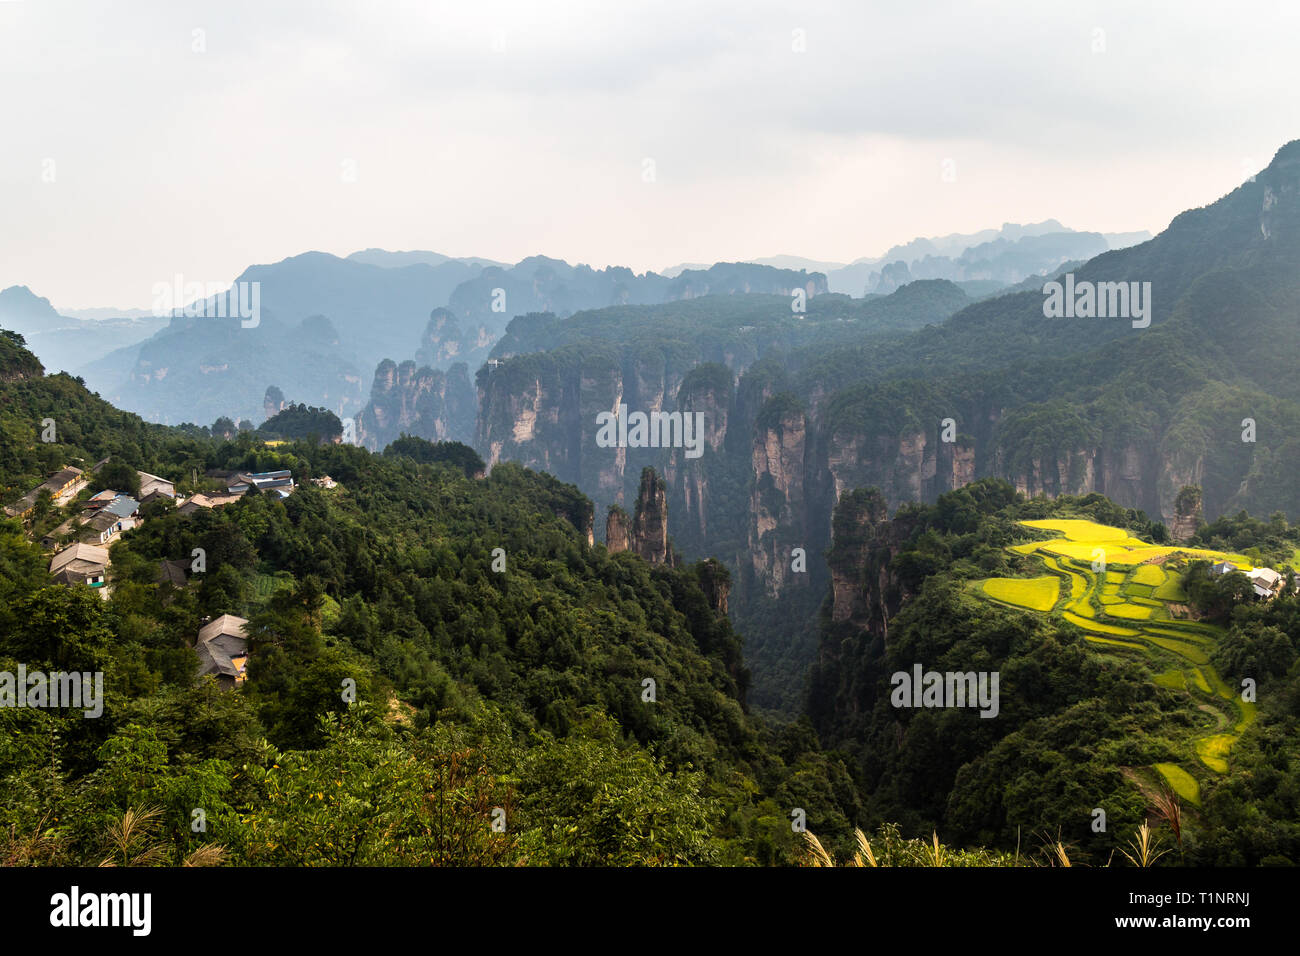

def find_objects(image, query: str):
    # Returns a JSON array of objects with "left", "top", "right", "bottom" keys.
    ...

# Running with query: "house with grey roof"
[
  {"left": 156, "top": 558, "right": 189, "bottom": 587},
  {"left": 195, "top": 614, "right": 251, "bottom": 690},
  {"left": 49, "top": 542, "right": 109, "bottom": 588},
  {"left": 136, "top": 471, "right": 175, "bottom": 499},
  {"left": 102, "top": 495, "right": 139, "bottom": 520}
]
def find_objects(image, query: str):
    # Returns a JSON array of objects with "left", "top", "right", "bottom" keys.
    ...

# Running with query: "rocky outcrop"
[
  {"left": 416, "top": 308, "right": 464, "bottom": 366},
  {"left": 605, "top": 471, "right": 672, "bottom": 566},
  {"left": 819, "top": 485, "right": 934, "bottom": 654},
  {"left": 695, "top": 558, "right": 731, "bottom": 616},
  {"left": 263, "top": 385, "right": 286, "bottom": 422},
  {"left": 749, "top": 396, "right": 808, "bottom": 596},
  {"left": 825, "top": 426, "right": 978, "bottom": 515},
  {"left": 476, "top": 350, "right": 623, "bottom": 490},
  {"left": 1171, "top": 485, "right": 1203, "bottom": 543},
  {"left": 666, "top": 364, "right": 734, "bottom": 543},
  {"left": 632, "top": 468, "right": 670, "bottom": 565},
  {"left": 605, "top": 505, "right": 631, "bottom": 554},
  {"left": 825, "top": 488, "right": 891, "bottom": 630},
  {"left": 1157, "top": 446, "right": 1205, "bottom": 529},
  {"left": 356, "top": 359, "right": 475, "bottom": 452}
]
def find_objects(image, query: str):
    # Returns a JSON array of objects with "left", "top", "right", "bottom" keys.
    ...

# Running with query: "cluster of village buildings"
[
  {"left": 2, "top": 466, "right": 307, "bottom": 595},
  {"left": 1209, "top": 560, "right": 1294, "bottom": 599},
  {"left": 2, "top": 461, "right": 337, "bottom": 689}
]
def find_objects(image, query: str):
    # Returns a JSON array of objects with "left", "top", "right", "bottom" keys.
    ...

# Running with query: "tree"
[
  {"left": 382, "top": 436, "right": 485, "bottom": 477},
  {"left": 515, "top": 711, "right": 720, "bottom": 866},
  {"left": 92, "top": 461, "right": 141, "bottom": 499},
  {"left": 2, "top": 585, "right": 115, "bottom": 671}
]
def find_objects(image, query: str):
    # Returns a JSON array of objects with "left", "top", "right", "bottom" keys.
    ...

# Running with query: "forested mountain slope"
[
  {"left": 808, "top": 480, "right": 1300, "bottom": 866},
  {"left": 0, "top": 338, "right": 858, "bottom": 865},
  {"left": 435, "top": 139, "right": 1300, "bottom": 712},
  {"left": 2, "top": 331, "right": 1296, "bottom": 866}
]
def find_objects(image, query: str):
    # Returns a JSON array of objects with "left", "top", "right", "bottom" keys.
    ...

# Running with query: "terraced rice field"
[
  {"left": 975, "top": 518, "right": 1260, "bottom": 800},
  {"left": 980, "top": 575, "right": 1061, "bottom": 612},
  {"left": 1155, "top": 763, "right": 1202, "bottom": 804}
]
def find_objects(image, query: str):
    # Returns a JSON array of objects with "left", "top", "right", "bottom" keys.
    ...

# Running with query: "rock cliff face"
[
  {"left": 631, "top": 468, "right": 670, "bottom": 566},
  {"left": 992, "top": 436, "right": 1205, "bottom": 527},
  {"left": 605, "top": 505, "right": 632, "bottom": 554},
  {"left": 479, "top": 350, "right": 738, "bottom": 513},
  {"left": 416, "top": 308, "right": 471, "bottom": 367},
  {"left": 356, "top": 359, "right": 475, "bottom": 451},
  {"left": 664, "top": 366, "right": 732, "bottom": 542},
  {"left": 824, "top": 488, "right": 893, "bottom": 632},
  {"left": 476, "top": 352, "right": 624, "bottom": 493},
  {"left": 1171, "top": 485, "right": 1203, "bottom": 542},
  {"left": 605, "top": 470, "right": 672, "bottom": 566},
  {"left": 473, "top": 347, "right": 1260, "bottom": 605},
  {"left": 749, "top": 399, "right": 808, "bottom": 597},
  {"left": 696, "top": 558, "right": 731, "bottom": 616},
  {"left": 263, "top": 386, "right": 287, "bottom": 423}
]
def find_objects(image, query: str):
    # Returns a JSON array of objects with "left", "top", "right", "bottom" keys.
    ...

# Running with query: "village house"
[
  {"left": 77, "top": 495, "right": 139, "bottom": 545},
  {"left": 195, "top": 614, "right": 250, "bottom": 690},
  {"left": 138, "top": 489, "right": 173, "bottom": 510},
  {"left": 155, "top": 558, "right": 189, "bottom": 587},
  {"left": 135, "top": 470, "right": 176, "bottom": 499},
  {"left": 83, "top": 489, "right": 119, "bottom": 510},
  {"left": 177, "top": 490, "right": 245, "bottom": 515},
  {"left": 46, "top": 466, "right": 87, "bottom": 504},
  {"left": 49, "top": 542, "right": 109, "bottom": 588},
  {"left": 1210, "top": 560, "right": 1289, "bottom": 600},
  {"left": 222, "top": 469, "right": 296, "bottom": 498},
  {"left": 40, "top": 492, "right": 141, "bottom": 548},
  {"left": 3, "top": 465, "right": 85, "bottom": 519},
  {"left": 41, "top": 515, "right": 83, "bottom": 549},
  {"left": 1247, "top": 566, "right": 1284, "bottom": 599},
  {"left": 311, "top": 475, "right": 338, "bottom": 489},
  {"left": 80, "top": 511, "right": 123, "bottom": 545},
  {"left": 102, "top": 495, "right": 140, "bottom": 520}
]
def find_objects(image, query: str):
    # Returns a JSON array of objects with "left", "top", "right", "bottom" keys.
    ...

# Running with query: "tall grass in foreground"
[
  {"left": 800, "top": 823, "right": 1021, "bottom": 867},
  {"left": 802, "top": 820, "right": 1176, "bottom": 867}
]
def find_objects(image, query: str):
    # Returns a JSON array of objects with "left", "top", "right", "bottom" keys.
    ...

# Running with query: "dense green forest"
[
  {"left": 461, "top": 140, "right": 1300, "bottom": 724},
  {"left": 257, "top": 403, "right": 344, "bottom": 442},
  {"left": 3, "top": 323, "right": 1298, "bottom": 867},
  {"left": 0, "top": 338, "right": 862, "bottom": 865},
  {"left": 809, "top": 481, "right": 1300, "bottom": 866}
]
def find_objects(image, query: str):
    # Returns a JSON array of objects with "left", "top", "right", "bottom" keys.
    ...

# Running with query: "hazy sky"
[{"left": 2, "top": 0, "right": 1298, "bottom": 309}]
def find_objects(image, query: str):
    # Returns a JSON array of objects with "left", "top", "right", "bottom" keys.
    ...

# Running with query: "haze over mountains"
[
  {"left": 663, "top": 221, "right": 1152, "bottom": 293},
  {"left": 0, "top": 218, "right": 1151, "bottom": 432},
  {"left": 0, "top": 285, "right": 169, "bottom": 376}
]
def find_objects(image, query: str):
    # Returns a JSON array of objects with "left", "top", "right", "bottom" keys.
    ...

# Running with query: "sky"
[{"left": 1, "top": 0, "right": 1298, "bottom": 309}]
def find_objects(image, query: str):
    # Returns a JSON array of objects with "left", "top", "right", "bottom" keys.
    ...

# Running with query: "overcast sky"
[{"left": 2, "top": 0, "right": 1298, "bottom": 309}]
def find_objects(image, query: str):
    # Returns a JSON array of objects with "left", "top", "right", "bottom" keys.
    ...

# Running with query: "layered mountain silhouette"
[
  {"left": 0, "top": 286, "right": 167, "bottom": 375},
  {"left": 31, "top": 254, "right": 824, "bottom": 426}
]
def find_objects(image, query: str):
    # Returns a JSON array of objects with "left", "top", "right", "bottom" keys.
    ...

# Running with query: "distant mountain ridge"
[
  {"left": 0, "top": 222, "right": 1155, "bottom": 439},
  {"left": 662, "top": 220, "right": 1153, "bottom": 295},
  {"left": 826, "top": 221, "right": 1153, "bottom": 295},
  {"left": 50, "top": 253, "right": 826, "bottom": 427},
  {"left": 0, "top": 285, "right": 168, "bottom": 374},
  {"left": 346, "top": 248, "right": 509, "bottom": 270}
]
